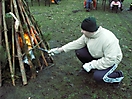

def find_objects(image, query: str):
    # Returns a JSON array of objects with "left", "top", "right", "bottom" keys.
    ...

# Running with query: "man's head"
[{"left": 81, "top": 17, "right": 99, "bottom": 32}]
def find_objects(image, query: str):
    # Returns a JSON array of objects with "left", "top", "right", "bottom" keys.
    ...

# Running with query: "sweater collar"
[{"left": 88, "top": 26, "right": 102, "bottom": 39}]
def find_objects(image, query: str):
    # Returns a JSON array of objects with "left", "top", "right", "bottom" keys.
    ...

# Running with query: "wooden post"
[
  {"left": 12, "top": 0, "right": 28, "bottom": 85},
  {"left": 0, "top": 1, "right": 2, "bottom": 87},
  {"left": 2, "top": 0, "right": 15, "bottom": 86},
  {"left": 17, "top": 0, "right": 37, "bottom": 79},
  {"left": 19, "top": 0, "right": 48, "bottom": 67},
  {"left": 10, "top": 0, "right": 16, "bottom": 86}
]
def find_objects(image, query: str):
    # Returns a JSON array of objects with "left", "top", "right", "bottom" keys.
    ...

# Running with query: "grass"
[{"left": 1, "top": 0, "right": 132, "bottom": 99}]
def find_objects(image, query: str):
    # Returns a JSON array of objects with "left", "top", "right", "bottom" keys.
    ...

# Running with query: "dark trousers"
[{"left": 75, "top": 46, "right": 121, "bottom": 83}]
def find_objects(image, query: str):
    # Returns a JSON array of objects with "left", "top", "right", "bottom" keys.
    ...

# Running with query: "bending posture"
[
  {"left": 110, "top": 0, "right": 121, "bottom": 8},
  {"left": 110, "top": 0, "right": 124, "bottom": 11},
  {"left": 49, "top": 17, "right": 124, "bottom": 84}
]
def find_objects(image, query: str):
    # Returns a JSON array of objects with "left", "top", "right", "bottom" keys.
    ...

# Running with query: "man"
[{"left": 48, "top": 17, "right": 124, "bottom": 84}]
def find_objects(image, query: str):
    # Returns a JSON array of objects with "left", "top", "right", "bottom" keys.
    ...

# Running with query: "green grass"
[
  {"left": 1, "top": 0, "right": 132, "bottom": 99},
  {"left": 28, "top": 0, "right": 132, "bottom": 98}
]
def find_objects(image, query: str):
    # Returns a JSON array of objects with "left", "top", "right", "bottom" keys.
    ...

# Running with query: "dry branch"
[
  {"left": 0, "top": 1, "right": 2, "bottom": 87},
  {"left": 18, "top": 0, "right": 48, "bottom": 67},
  {"left": 2, "top": 0, "right": 15, "bottom": 86},
  {"left": 10, "top": 0, "right": 15, "bottom": 86},
  {"left": 12, "top": 0, "right": 28, "bottom": 85},
  {"left": 0, "top": 0, "right": 53, "bottom": 86},
  {"left": 17, "top": 0, "right": 36, "bottom": 79}
]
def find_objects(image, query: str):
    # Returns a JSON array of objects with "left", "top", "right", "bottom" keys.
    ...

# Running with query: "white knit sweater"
[{"left": 62, "top": 26, "right": 123, "bottom": 70}]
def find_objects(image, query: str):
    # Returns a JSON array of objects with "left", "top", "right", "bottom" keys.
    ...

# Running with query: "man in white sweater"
[{"left": 48, "top": 17, "right": 124, "bottom": 84}]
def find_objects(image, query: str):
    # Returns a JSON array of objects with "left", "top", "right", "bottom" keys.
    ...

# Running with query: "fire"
[
  {"left": 18, "top": 33, "right": 33, "bottom": 50},
  {"left": 18, "top": 33, "right": 35, "bottom": 65},
  {"left": 51, "top": 0, "right": 55, "bottom": 3},
  {"left": 24, "top": 33, "right": 32, "bottom": 50}
]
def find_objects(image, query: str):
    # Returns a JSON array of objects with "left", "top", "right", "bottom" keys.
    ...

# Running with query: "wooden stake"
[
  {"left": 19, "top": 0, "right": 48, "bottom": 67},
  {"left": 10, "top": 0, "right": 16, "bottom": 86},
  {"left": 12, "top": 0, "right": 27, "bottom": 85},
  {"left": 0, "top": 1, "right": 2, "bottom": 87},
  {"left": 17, "top": 0, "right": 37, "bottom": 79},
  {"left": 2, "top": 0, "right": 15, "bottom": 86},
  {"left": 30, "top": 26, "right": 48, "bottom": 68}
]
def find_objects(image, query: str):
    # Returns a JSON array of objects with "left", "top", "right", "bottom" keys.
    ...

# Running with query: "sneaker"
[
  {"left": 120, "top": 8, "right": 123, "bottom": 11},
  {"left": 86, "top": 8, "right": 90, "bottom": 12},
  {"left": 112, "top": 70, "right": 124, "bottom": 88},
  {"left": 117, "top": 70, "right": 124, "bottom": 77},
  {"left": 93, "top": 7, "right": 96, "bottom": 10}
]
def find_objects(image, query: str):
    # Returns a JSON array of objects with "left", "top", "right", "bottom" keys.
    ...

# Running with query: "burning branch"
[{"left": 18, "top": 0, "right": 48, "bottom": 68}]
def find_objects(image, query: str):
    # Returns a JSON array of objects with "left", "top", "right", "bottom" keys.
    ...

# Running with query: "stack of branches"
[{"left": 0, "top": 0, "right": 53, "bottom": 86}]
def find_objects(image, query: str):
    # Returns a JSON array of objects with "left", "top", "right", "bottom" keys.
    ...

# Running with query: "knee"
[
  {"left": 75, "top": 49, "right": 81, "bottom": 58},
  {"left": 93, "top": 71, "right": 104, "bottom": 82}
]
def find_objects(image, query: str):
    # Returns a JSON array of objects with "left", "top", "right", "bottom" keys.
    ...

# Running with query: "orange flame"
[{"left": 18, "top": 33, "right": 33, "bottom": 50}]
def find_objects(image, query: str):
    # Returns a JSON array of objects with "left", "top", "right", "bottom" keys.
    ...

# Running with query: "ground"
[{"left": 0, "top": 0, "right": 132, "bottom": 99}]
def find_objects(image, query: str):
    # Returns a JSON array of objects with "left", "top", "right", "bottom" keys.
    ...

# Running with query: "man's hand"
[
  {"left": 48, "top": 48, "right": 61, "bottom": 55},
  {"left": 83, "top": 63, "right": 93, "bottom": 72}
]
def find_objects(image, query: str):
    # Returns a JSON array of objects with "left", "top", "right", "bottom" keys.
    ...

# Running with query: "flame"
[
  {"left": 18, "top": 35, "right": 23, "bottom": 48},
  {"left": 51, "top": 0, "right": 55, "bottom": 3},
  {"left": 24, "top": 33, "right": 32, "bottom": 50},
  {"left": 18, "top": 33, "right": 33, "bottom": 50}
]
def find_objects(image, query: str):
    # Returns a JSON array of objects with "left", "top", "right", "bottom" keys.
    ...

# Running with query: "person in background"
[
  {"left": 84, "top": 0, "right": 97, "bottom": 11},
  {"left": 48, "top": 17, "right": 124, "bottom": 85},
  {"left": 85, "top": 0, "right": 92, "bottom": 12},
  {"left": 110, "top": 0, "right": 121, "bottom": 10},
  {"left": 120, "top": 0, "right": 124, "bottom": 11},
  {"left": 127, "top": 3, "right": 132, "bottom": 11},
  {"left": 93, "top": 0, "right": 97, "bottom": 9}
]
